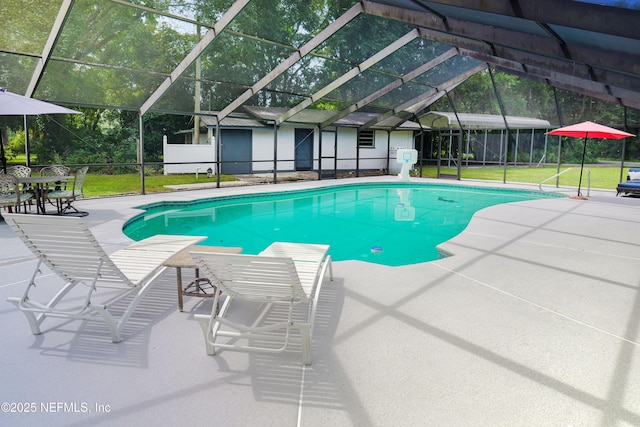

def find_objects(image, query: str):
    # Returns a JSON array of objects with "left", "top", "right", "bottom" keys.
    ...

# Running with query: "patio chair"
[
  {"left": 3, "top": 213, "right": 204, "bottom": 343},
  {"left": 0, "top": 174, "right": 33, "bottom": 213},
  {"left": 46, "top": 166, "right": 88, "bottom": 215},
  {"left": 40, "top": 165, "right": 71, "bottom": 189},
  {"left": 6, "top": 165, "right": 32, "bottom": 178},
  {"left": 5, "top": 165, "right": 34, "bottom": 203},
  {"left": 40, "top": 165, "right": 71, "bottom": 212},
  {"left": 191, "top": 242, "right": 332, "bottom": 365}
]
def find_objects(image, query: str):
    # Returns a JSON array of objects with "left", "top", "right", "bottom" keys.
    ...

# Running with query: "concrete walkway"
[{"left": 1, "top": 177, "right": 639, "bottom": 426}]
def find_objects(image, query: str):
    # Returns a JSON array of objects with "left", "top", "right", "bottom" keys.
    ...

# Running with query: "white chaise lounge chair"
[
  {"left": 191, "top": 242, "right": 332, "bottom": 365},
  {"left": 4, "top": 213, "right": 204, "bottom": 343}
]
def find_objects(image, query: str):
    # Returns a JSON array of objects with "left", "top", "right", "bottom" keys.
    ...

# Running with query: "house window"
[{"left": 358, "top": 130, "right": 375, "bottom": 148}]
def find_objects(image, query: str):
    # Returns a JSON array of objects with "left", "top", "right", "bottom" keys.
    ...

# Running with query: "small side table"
[{"left": 163, "top": 245, "right": 242, "bottom": 311}]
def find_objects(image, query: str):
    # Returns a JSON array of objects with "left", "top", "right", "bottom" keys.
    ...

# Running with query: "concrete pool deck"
[{"left": 1, "top": 176, "right": 639, "bottom": 426}]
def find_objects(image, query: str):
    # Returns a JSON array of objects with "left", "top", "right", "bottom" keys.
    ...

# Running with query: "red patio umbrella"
[{"left": 547, "top": 121, "right": 635, "bottom": 199}]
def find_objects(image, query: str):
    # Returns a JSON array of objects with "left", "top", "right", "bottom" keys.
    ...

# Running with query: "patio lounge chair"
[
  {"left": 4, "top": 213, "right": 204, "bottom": 343},
  {"left": 616, "top": 168, "right": 640, "bottom": 196},
  {"left": 191, "top": 242, "right": 332, "bottom": 365}
]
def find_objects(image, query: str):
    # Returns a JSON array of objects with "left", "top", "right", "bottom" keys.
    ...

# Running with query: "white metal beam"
[
  {"left": 361, "top": 63, "right": 486, "bottom": 129},
  {"left": 320, "top": 47, "right": 457, "bottom": 128},
  {"left": 277, "top": 29, "right": 419, "bottom": 125},
  {"left": 139, "top": 0, "right": 251, "bottom": 115},
  {"left": 26, "top": 0, "right": 75, "bottom": 97},
  {"left": 216, "top": 3, "right": 363, "bottom": 122}
]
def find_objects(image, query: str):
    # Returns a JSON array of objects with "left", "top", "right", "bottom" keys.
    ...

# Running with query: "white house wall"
[
  {"left": 320, "top": 128, "right": 336, "bottom": 171},
  {"left": 163, "top": 140, "right": 216, "bottom": 175},
  {"left": 253, "top": 128, "right": 295, "bottom": 172},
  {"left": 163, "top": 124, "right": 415, "bottom": 175},
  {"left": 333, "top": 128, "right": 414, "bottom": 173},
  {"left": 335, "top": 127, "right": 357, "bottom": 171},
  {"left": 254, "top": 126, "right": 334, "bottom": 172}
]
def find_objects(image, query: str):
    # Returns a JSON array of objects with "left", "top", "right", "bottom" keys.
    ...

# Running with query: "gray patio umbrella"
[{"left": 0, "top": 87, "right": 81, "bottom": 172}]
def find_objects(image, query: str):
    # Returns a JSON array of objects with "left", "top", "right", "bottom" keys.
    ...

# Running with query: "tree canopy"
[{"left": 1, "top": 0, "right": 638, "bottom": 168}]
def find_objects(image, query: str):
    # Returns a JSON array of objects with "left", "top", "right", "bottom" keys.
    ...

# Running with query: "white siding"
[
  {"left": 163, "top": 141, "right": 216, "bottom": 175},
  {"left": 163, "top": 125, "right": 415, "bottom": 174}
]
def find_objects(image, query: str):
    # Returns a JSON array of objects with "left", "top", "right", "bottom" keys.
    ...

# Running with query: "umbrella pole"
[
  {"left": 0, "top": 127, "right": 6, "bottom": 173},
  {"left": 576, "top": 135, "right": 587, "bottom": 198}
]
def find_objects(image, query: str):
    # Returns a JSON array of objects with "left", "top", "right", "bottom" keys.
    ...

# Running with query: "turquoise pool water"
[{"left": 123, "top": 183, "right": 559, "bottom": 266}]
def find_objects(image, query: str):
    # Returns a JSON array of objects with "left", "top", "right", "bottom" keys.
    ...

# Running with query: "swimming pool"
[{"left": 123, "top": 183, "right": 560, "bottom": 266}]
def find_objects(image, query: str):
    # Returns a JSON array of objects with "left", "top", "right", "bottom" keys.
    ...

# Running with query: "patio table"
[
  {"left": 163, "top": 244, "right": 242, "bottom": 311},
  {"left": 18, "top": 175, "right": 73, "bottom": 214}
]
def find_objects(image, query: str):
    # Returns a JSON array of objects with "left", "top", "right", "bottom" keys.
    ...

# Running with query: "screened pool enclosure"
[{"left": 1, "top": 1, "right": 640, "bottom": 192}]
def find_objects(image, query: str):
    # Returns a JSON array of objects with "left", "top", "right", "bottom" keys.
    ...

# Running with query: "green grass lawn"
[
  {"left": 6, "top": 161, "right": 631, "bottom": 197},
  {"left": 418, "top": 165, "right": 627, "bottom": 191},
  {"left": 82, "top": 173, "right": 236, "bottom": 197},
  {"left": 80, "top": 165, "right": 626, "bottom": 197}
]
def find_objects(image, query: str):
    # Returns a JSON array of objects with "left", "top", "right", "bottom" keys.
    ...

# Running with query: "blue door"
[
  {"left": 220, "top": 129, "right": 252, "bottom": 174},
  {"left": 295, "top": 128, "right": 314, "bottom": 171}
]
